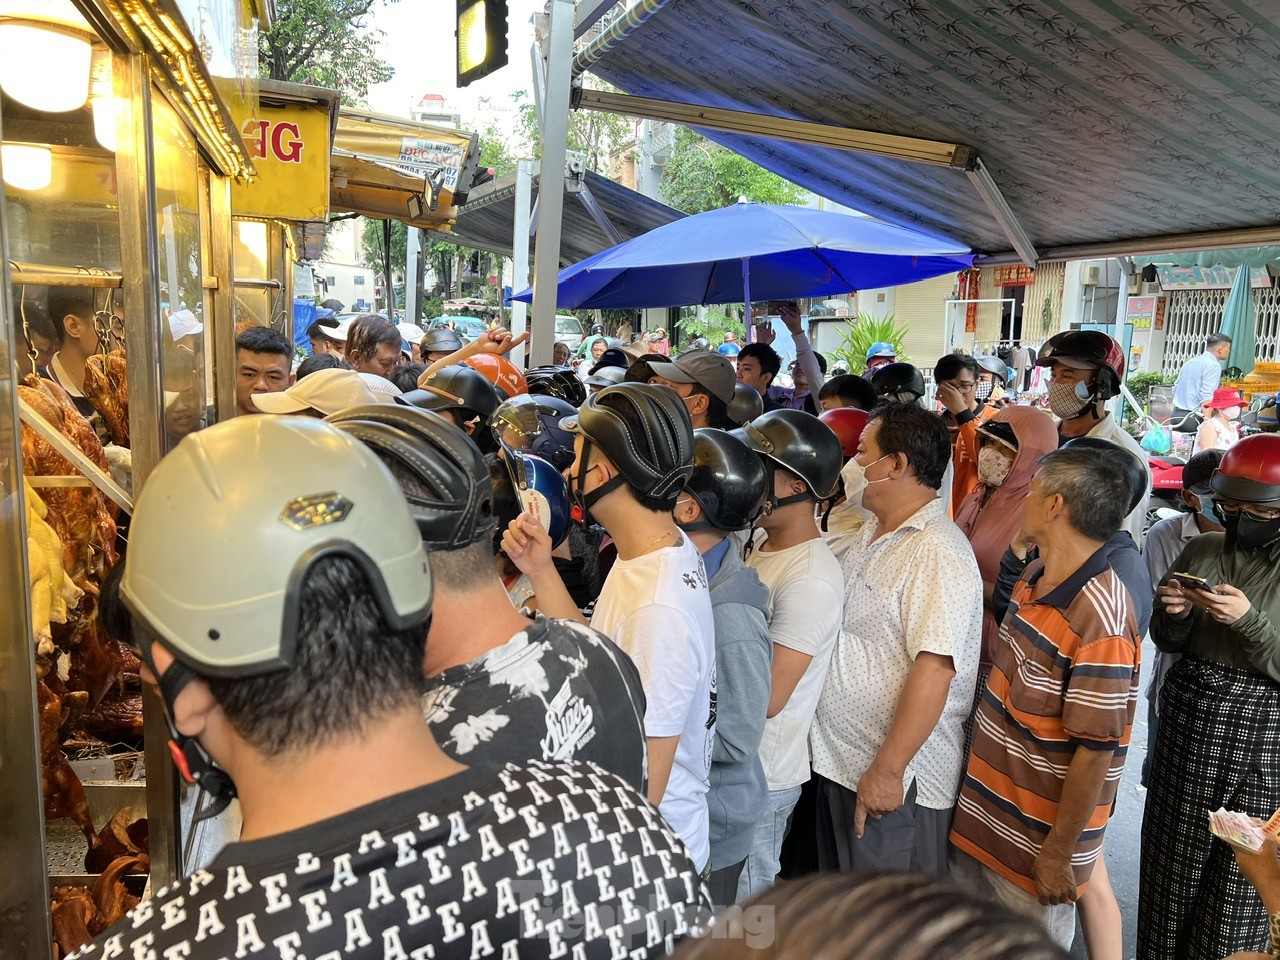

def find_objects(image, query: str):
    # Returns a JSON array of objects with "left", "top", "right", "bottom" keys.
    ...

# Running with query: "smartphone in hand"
[
  {"left": 1171, "top": 572, "right": 1220, "bottom": 594},
  {"left": 766, "top": 299, "right": 799, "bottom": 314}
]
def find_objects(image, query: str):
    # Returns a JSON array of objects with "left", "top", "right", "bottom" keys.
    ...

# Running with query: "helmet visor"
[{"left": 491, "top": 403, "right": 546, "bottom": 458}]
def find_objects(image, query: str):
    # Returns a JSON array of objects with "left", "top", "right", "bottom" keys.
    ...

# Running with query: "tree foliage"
[
  {"left": 829, "top": 314, "right": 912, "bottom": 371},
  {"left": 359, "top": 218, "right": 407, "bottom": 280},
  {"left": 678, "top": 308, "right": 744, "bottom": 349},
  {"left": 512, "top": 85, "right": 632, "bottom": 174},
  {"left": 260, "top": 0, "right": 395, "bottom": 106},
  {"left": 660, "top": 126, "right": 806, "bottom": 214}
]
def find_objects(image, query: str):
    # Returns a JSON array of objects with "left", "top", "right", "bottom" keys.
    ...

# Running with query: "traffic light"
[{"left": 456, "top": 0, "right": 508, "bottom": 87}]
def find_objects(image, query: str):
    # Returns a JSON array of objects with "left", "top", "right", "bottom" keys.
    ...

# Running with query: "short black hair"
[
  {"left": 813, "top": 352, "right": 828, "bottom": 375},
  {"left": 306, "top": 320, "right": 342, "bottom": 342},
  {"left": 296, "top": 353, "right": 348, "bottom": 379},
  {"left": 819, "top": 374, "right": 878, "bottom": 411},
  {"left": 1184, "top": 448, "right": 1225, "bottom": 491},
  {"left": 235, "top": 326, "right": 292, "bottom": 359},
  {"left": 1207, "top": 332, "right": 1232, "bottom": 348},
  {"left": 690, "top": 382, "right": 732, "bottom": 429},
  {"left": 592, "top": 389, "right": 683, "bottom": 513},
  {"left": 1037, "top": 448, "right": 1130, "bottom": 542},
  {"left": 738, "top": 343, "right": 782, "bottom": 382},
  {"left": 934, "top": 353, "right": 979, "bottom": 382},
  {"left": 204, "top": 557, "right": 426, "bottom": 756},
  {"left": 347, "top": 315, "right": 402, "bottom": 364},
  {"left": 20, "top": 299, "right": 58, "bottom": 342},
  {"left": 46, "top": 287, "right": 95, "bottom": 343},
  {"left": 390, "top": 362, "right": 427, "bottom": 393},
  {"left": 869, "top": 401, "right": 951, "bottom": 490}
]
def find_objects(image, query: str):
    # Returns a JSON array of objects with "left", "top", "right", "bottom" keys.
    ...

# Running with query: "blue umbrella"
[
  {"left": 1220, "top": 265, "right": 1256, "bottom": 376},
  {"left": 511, "top": 202, "right": 974, "bottom": 309}
]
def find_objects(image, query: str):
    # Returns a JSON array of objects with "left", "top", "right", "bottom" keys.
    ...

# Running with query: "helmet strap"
[{"left": 141, "top": 646, "right": 238, "bottom": 820}]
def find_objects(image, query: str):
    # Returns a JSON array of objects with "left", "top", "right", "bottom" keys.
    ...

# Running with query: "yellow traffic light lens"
[{"left": 458, "top": 0, "right": 488, "bottom": 74}]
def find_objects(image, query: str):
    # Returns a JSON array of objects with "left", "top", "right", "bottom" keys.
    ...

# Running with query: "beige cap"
[{"left": 253, "top": 368, "right": 386, "bottom": 416}]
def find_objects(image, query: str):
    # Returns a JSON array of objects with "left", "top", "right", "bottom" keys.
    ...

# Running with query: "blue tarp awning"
[{"left": 583, "top": 0, "right": 1280, "bottom": 259}]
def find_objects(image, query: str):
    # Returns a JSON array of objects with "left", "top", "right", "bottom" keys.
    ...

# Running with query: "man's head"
[
  {"left": 119, "top": 417, "right": 431, "bottom": 797},
  {"left": 648, "top": 349, "right": 736, "bottom": 429},
  {"left": 732, "top": 409, "right": 842, "bottom": 529},
  {"left": 19, "top": 300, "right": 59, "bottom": 368},
  {"left": 346, "top": 314, "right": 403, "bottom": 378},
  {"left": 1035, "top": 331, "right": 1124, "bottom": 420},
  {"left": 326, "top": 405, "right": 498, "bottom": 600},
  {"left": 790, "top": 352, "right": 827, "bottom": 393},
  {"left": 1207, "top": 332, "right": 1232, "bottom": 361},
  {"left": 307, "top": 318, "right": 346, "bottom": 357},
  {"left": 818, "top": 374, "right": 878, "bottom": 412},
  {"left": 1022, "top": 447, "right": 1130, "bottom": 547},
  {"left": 563, "top": 383, "right": 695, "bottom": 526},
  {"left": 422, "top": 326, "right": 464, "bottom": 362},
  {"left": 252, "top": 367, "right": 383, "bottom": 417},
  {"left": 865, "top": 341, "right": 896, "bottom": 371},
  {"left": 854, "top": 402, "right": 950, "bottom": 518},
  {"left": 1181, "top": 448, "right": 1225, "bottom": 523},
  {"left": 590, "top": 338, "right": 608, "bottom": 364},
  {"left": 295, "top": 353, "right": 348, "bottom": 380},
  {"left": 552, "top": 341, "right": 571, "bottom": 366},
  {"left": 933, "top": 353, "right": 979, "bottom": 412},
  {"left": 723, "top": 332, "right": 737, "bottom": 345},
  {"left": 735, "top": 343, "right": 782, "bottom": 395},
  {"left": 675, "top": 428, "right": 767, "bottom": 541},
  {"left": 46, "top": 286, "right": 100, "bottom": 357},
  {"left": 234, "top": 326, "right": 293, "bottom": 416},
  {"left": 396, "top": 324, "right": 425, "bottom": 364}
]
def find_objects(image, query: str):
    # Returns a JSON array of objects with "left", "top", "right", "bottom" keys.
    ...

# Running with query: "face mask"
[
  {"left": 567, "top": 443, "right": 624, "bottom": 529},
  {"left": 977, "top": 445, "right": 1015, "bottom": 488},
  {"left": 840, "top": 456, "right": 868, "bottom": 504},
  {"left": 975, "top": 379, "right": 994, "bottom": 401},
  {"left": 1223, "top": 406, "right": 1242, "bottom": 420},
  {"left": 1195, "top": 495, "right": 1220, "bottom": 527},
  {"left": 858, "top": 453, "right": 893, "bottom": 485},
  {"left": 1224, "top": 510, "right": 1280, "bottom": 551},
  {"left": 1048, "top": 379, "right": 1093, "bottom": 419}
]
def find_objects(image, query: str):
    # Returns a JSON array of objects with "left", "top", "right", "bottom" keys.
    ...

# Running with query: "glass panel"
[{"left": 151, "top": 90, "right": 209, "bottom": 452}]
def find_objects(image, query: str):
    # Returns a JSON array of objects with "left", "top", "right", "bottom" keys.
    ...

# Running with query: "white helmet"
[{"left": 121, "top": 416, "right": 431, "bottom": 678}]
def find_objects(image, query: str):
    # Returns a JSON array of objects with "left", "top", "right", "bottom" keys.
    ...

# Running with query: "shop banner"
[
  {"left": 230, "top": 98, "right": 331, "bottom": 222},
  {"left": 993, "top": 264, "right": 1035, "bottom": 287}
]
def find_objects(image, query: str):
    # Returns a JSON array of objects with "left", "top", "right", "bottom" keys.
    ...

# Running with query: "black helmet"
[
  {"left": 731, "top": 408, "right": 842, "bottom": 502},
  {"left": 871, "top": 362, "right": 926, "bottom": 402},
  {"left": 525, "top": 365, "right": 587, "bottom": 407},
  {"left": 590, "top": 323, "right": 605, "bottom": 337},
  {"left": 326, "top": 404, "right": 496, "bottom": 551},
  {"left": 423, "top": 327, "right": 465, "bottom": 354},
  {"left": 683, "top": 428, "right": 767, "bottom": 532},
  {"left": 400, "top": 365, "right": 501, "bottom": 422},
  {"left": 1035, "top": 331, "right": 1125, "bottom": 401},
  {"left": 1060, "top": 436, "right": 1147, "bottom": 513},
  {"left": 490, "top": 393, "right": 577, "bottom": 470},
  {"left": 564, "top": 382, "right": 695, "bottom": 505},
  {"left": 727, "top": 382, "right": 764, "bottom": 426}
]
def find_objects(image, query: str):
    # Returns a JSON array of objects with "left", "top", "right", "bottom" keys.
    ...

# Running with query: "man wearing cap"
[
  {"left": 251, "top": 367, "right": 386, "bottom": 417},
  {"left": 718, "top": 332, "right": 742, "bottom": 358},
  {"left": 83, "top": 416, "right": 710, "bottom": 960},
  {"left": 396, "top": 323, "right": 425, "bottom": 363},
  {"left": 306, "top": 314, "right": 348, "bottom": 358},
  {"left": 649, "top": 349, "right": 737, "bottom": 429}
]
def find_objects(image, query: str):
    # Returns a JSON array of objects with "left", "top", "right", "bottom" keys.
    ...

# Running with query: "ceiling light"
[
  {"left": 0, "top": 0, "right": 93, "bottom": 113},
  {"left": 2, "top": 143, "right": 52, "bottom": 191},
  {"left": 91, "top": 95, "right": 120, "bottom": 152}
]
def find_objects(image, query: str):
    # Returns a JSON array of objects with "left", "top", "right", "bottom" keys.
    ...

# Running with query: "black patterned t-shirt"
[
  {"left": 70, "top": 762, "right": 712, "bottom": 960},
  {"left": 424, "top": 617, "right": 648, "bottom": 793}
]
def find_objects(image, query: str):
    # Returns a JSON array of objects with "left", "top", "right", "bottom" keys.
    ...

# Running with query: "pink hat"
[{"left": 1204, "top": 387, "right": 1243, "bottom": 410}]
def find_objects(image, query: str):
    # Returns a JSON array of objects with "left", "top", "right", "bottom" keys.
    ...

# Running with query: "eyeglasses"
[
  {"left": 942, "top": 379, "right": 976, "bottom": 392},
  {"left": 1215, "top": 501, "right": 1280, "bottom": 522}
]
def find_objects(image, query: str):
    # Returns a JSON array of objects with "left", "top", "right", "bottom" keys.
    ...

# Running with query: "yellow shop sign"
[{"left": 230, "top": 99, "right": 332, "bottom": 222}]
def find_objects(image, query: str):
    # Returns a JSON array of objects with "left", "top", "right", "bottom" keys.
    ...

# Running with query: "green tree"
[
  {"left": 659, "top": 126, "right": 806, "bottom": 214},
  {"left": 260, "top": 0, "right": 395, "bottom": 107},
  {"left": 512, "top": 84, "right": 631, "bottom": 174},
  {"left": 359, "top": 218, "right": 407, "bottom": 281}
]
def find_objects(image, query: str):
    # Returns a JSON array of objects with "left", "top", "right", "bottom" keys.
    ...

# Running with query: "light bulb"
[
  {"left": 91, "top": 95, "right": 120, "bottom": 152},
  {"left": 0, "top": 20, "right": 91, "bottom": 112},
  {"left": 2, "top": 143, "right": 52, "bottom": 191}
]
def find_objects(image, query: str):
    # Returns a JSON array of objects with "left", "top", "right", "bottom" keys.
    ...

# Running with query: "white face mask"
[
  {"left": 840, "top": 456, "right": 868, "bottom": 503},
  {"left": 977, "top": 445, "right": 1016, "bottom": 488},
  {"left": 1048, "top": 379, "right": 1092, "bottom": 419},
  {"left": 1223, "top": 405, "right": 1242, "bottom": 420},
  {"left": 857, "top": 453, "right": 893, "bottom": 485}
]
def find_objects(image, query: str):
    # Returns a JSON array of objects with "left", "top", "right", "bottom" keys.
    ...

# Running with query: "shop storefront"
[{"left": 0, "top": 0, "right": 270, "bottom": 954}]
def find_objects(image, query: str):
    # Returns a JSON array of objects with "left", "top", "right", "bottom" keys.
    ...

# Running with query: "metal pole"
[
  {"left": 529, "top": 0, "right": 574, "bottom": 368},
  {"left": 510, "top": 160, "right": 535, "bottom": 369},
  {"left": 405, "top": 226, "right": 420, "bottom": 324},
  {"left": 382, "top": 219, "right": 394, "bottom": 318},
  {"left": 741, "top": 257, "right": 751, "bottom": 342}
]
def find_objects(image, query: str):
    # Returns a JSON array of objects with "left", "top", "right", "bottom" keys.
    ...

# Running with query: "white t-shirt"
[
  {"left": 810, "top": 497, "right": 982, "bottom": 810},
  {"left": 1082, "top": 413, "right": 1152, "bottom": 547},
  {"left": 591, "top": 534, "right": 716, "bottom": 869},
  {"left": 749, "top": 536, "right": 844, "bottom": 791}
]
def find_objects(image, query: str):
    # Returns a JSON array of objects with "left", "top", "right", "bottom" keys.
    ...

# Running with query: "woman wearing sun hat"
[{"left": 1194, "top": 387, "right": 1244, "bottom": 455}]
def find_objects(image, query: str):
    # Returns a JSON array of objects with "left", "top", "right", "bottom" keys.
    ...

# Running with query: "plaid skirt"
[{"left": 1137, "top": 655, "right": 1280, "bottom": 960}]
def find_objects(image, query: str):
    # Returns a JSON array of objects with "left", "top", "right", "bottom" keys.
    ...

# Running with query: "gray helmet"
[
  {"left": 977, "top": 354, "right": 1011, "bottom": 385},
  {"left": 584, "top": 365, "right": 626, "bottom": 390},
  {"left": 326, "top": 404, "right": 495, "bottom": 551},
  {"left": 727, "top": 382, "right": 764, "bottom": 426},
  {"left": 423, "top": 327, "right": 465, "bottom": 353},
  {"left": 120, "top": 416, "right": 431, "bottom": 678}
]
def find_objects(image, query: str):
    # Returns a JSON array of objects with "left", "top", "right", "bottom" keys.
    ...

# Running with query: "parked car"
[
  {"left": 430, "top": 315, "right": 488, "bottom": 341},
  {"left": 555, "top": 314, "right": 586, "bottom": 350}
]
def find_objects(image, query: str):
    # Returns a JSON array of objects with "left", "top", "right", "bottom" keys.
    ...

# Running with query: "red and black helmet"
[
  {"left": 819, "top": 407, "right": 870, "bottom": 459},
  {"left": 1035, "top": 331, "right": 1125, "bottom": 400},
  {"left": 1210, "top": 434, "right": 1280, "bottom": 505}
]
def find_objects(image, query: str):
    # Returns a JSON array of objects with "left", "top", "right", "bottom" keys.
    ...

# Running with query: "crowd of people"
[{"left": 61, "top": 301, "right": 1280, "bottom": 960}]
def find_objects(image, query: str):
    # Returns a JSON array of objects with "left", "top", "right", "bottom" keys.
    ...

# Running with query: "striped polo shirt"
[{"left": 949, "top": 547, "right": 1140, "bottom": 896}]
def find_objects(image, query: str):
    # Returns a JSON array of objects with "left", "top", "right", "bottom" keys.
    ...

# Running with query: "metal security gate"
[{"left": 1161, "top": 284, "right": 1280, "bottom": 377}]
